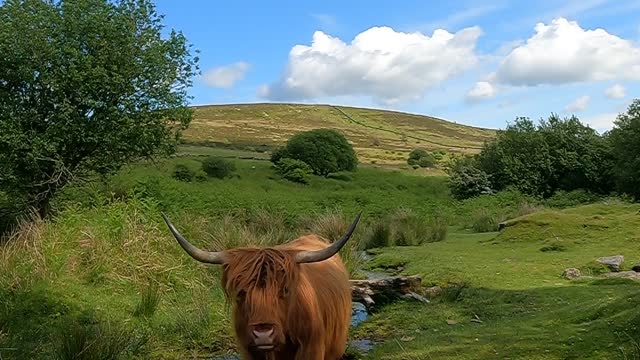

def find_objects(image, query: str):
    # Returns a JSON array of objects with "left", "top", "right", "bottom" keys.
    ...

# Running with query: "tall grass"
[
  {"left": 56, "top": 320, "right": 148, "bottom": 360},
  {"left": 360, "top": 208, "right": 448, "bottom": 249}
]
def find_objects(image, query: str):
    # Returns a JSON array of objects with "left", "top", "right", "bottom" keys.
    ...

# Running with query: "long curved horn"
[
  {"left": 161, "top": 212, "right": 226, "bottom": 265},
  {"left": 295, "top": 212, "right": 362, "bottom": 264}
]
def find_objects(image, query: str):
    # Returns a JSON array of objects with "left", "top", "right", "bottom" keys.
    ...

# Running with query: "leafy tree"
[
  {"left": 278, "top": 129, "right": 358, "bottom": 176},
  {"left": 201, "top": 157, "right": 236, "bottom": 179},
  {"left": 608, "top": 98, "right": 640, "bottom": 200},
  {"left": 0, "top": 0, "right": 199, "bottom": 217},
  {"left": 477, "top": 117, "right": 552, "bottom": 196},
  {"left": 538, "top": 114, "right": 614, "bottom": 194},
  {"left": 476, "top": 115, "right": 613, "bottom": 198}
]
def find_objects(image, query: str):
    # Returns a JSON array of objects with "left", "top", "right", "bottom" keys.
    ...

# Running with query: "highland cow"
[{"left": 161, "top": 212, "right": 361, "bottom": 360}]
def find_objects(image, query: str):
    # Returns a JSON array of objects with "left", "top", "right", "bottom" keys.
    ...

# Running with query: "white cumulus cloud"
[
  {"left": 494, "top": 18, "right": 640, "bottom": 86},
  {"left": 466, "top": 81, "right": 496, "bottom": 101},
  {"left": 564, "top": 95, "right": 590, "bottom": 112},
  {"left": 260, "top": 26, "right": 483, "bottom": 104},
  {"left": 203, "top": 62, "right": 251, "bottom": 88},
  {"left": 605, "top": 84, "right": 626, "bottom": 98},
  {"left": 582, "top": 112, "right": 619, "bottom": 132}
]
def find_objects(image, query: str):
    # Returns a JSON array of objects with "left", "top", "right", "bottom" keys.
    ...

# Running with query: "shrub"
[
  {"left": 446, "top": 157, "right": 494, "bottom": 200},
  {"left": 270, "top": 146, "right": 288, "bottom": 164},
  {"left": 418, "top": 154, "right": 437, "bottom": 168},
  {"left": 275, "top": 158, "right": 312, "bottom": 184},
  {"left": 194, "top": 170, "right": 208, "bottom": 182},
  {"left": 277, "top": 129, "right": 358, "bottom": 176},
  {"left": 407, "top": 149, "right": 429, "bottom": 166},
  {"left": 172, "top": 164, "right": 195, "bottom": 182},
  {"left": 201, "top": 157, "right": 236, "bottom": 179}
]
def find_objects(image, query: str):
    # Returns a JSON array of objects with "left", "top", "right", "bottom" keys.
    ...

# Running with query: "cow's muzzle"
[{"left": 251, "top": 323, "right": 276, "bottom": 351}]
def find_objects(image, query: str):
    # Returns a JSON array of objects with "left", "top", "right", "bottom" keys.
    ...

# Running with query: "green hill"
[{"left": 182, "top": 103, "right": 496, "bottom": 168}]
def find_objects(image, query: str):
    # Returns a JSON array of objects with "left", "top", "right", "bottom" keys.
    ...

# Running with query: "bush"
[
  {"left": 418, "top": 154, "right": 437, "bottom": 168},
  {"left": 446, "top": 156, "right": 494, "bottom": 200},
  {"left": 275, "top": 158, "right": 312, "bottom": 184},
  {"left": 407, "top": 149, "right": 429, "bottom": 166},
  {"left": 194, "top": 170, "right": 208, "bottom": 182},
  {"left": 275, "top": 129, "right": 358, "bottom": 176},
  {"left": 270, "top": 146, "right": 287, "bottom": 164},
  {"left": 201, "top": 157, "right": 236, "bottom": 179},
  {"left": 172, "top": 164, "right": 195, "bottom": 182}
]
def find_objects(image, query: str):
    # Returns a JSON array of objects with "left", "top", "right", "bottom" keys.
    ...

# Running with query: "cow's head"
[{"left": 161, "top": 212, "right": 360, "bottom": 352}]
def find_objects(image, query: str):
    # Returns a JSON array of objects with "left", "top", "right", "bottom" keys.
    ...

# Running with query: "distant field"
[{"left": 182, "top": 103, "right": 496, "bottom": 168}]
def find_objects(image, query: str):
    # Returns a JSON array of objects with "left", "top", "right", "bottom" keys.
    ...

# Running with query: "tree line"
[{"left": 447, "top": 99, "right": 640, "bottom": 201}]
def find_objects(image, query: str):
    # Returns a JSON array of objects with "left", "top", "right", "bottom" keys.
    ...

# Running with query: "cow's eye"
[
  {"left": 237, "top": 290, "right": 246, "bottom": 301},
  {"left": 281, "top": 286, "right": 289, "bottom": 298}
]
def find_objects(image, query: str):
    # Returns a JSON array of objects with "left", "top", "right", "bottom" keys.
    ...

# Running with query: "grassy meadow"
[
  {"left": 183, "top": 104, "right": 496, "bottom": 170},
  {"left": 1, "top": 144, "right": 639, "bottom": 360}
]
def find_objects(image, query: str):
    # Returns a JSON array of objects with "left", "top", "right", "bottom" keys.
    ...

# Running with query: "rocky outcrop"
[
  {"left": 597, "top": 255, "right": 624, "bottom": 272},
  {"left": 351, "top": 275, "right": 427, "bottom": 310},
  {"left": 562, "top": 268, "right": 582, "bottom": 280},
  {"left": 602, "top": 271, "right": 640, "bottom": 280}
]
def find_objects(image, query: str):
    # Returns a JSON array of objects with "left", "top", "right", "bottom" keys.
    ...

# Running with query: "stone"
[
  {"left": 596, "top": 255, "right": 624, "bottom": 272},
  {"left": 424, "top": 285, "right": 443, "bottom": 298},
  {"left": 562, "top": 268, "right": 582, "bottom": 280},
  {"left": 632, "top": 263, "right": 640, "bottom": 272},
  {"left": 602, "top": 271, "right": 640, "bottom": 280}
]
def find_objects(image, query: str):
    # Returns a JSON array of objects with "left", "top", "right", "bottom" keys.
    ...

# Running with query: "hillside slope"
[{"left": 182, "top": 103, "right": 496, "bottom": 167}]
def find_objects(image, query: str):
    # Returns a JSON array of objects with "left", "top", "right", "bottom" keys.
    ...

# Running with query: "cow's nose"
[{"left": 251, "top": 324, "right": 275, "bottom": 348}]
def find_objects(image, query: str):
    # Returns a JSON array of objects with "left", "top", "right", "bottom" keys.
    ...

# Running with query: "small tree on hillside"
[
  {"left": 274, "top": 129, "right": 358, "bottom": 176},
  {"left": 608, "top": 98, "right": 640, "bottom": 200},
  {"left": 0, "top": 0, "right": 199, "bottom": 217}
]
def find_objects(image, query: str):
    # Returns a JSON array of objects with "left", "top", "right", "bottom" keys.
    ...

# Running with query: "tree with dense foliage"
[
  {"left": 273, "top": 129, "right": 358, "bottom": 176},
  {"left": 0, "top": 0, "right": 199, "bottom": 217},
  {"left": 608, "top": 99, "right": 640, "bottom": 200},
  {"left": 476, "top": 115, "right": 613, "bottom": 198}
]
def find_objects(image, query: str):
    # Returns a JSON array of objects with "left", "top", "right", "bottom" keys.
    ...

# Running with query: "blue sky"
[{"left": 155, "top": 0, "right": 640, "bottom": 131}]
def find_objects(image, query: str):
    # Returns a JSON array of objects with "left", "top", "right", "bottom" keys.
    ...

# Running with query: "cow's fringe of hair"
[{"left": 221, "top": 248, "right": 298, "bottom": 299}]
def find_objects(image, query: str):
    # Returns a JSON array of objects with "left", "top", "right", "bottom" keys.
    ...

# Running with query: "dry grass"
[{"left": 182, "top": 103, "right": 496, "bottom": 168}]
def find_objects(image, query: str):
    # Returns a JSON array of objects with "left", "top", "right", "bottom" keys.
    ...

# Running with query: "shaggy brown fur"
[{"left": 221, "top": 234, "right": 352, "bottom": 360}]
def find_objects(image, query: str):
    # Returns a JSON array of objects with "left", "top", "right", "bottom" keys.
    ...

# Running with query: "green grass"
[
  {"left": 354, "top": 203, "right": 640, "bottom": 359},
  {"left": 183, "top": 103, "right": 496, "bottom": 169},
  {"left": 1, "top": 154, "right": 638, "bottom": 359}
]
